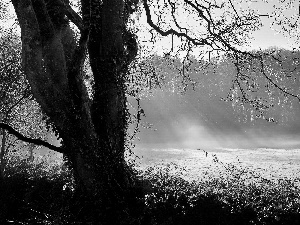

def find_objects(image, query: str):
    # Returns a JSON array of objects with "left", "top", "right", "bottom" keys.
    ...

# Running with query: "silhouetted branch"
[
  {"left": 228, "top": 0, "right": 240, "bottom": 20},
  {"left": 63, "top": 2, "right": 85, "bottom": 31},
  {"left": 143, "top": 0, "right": 210, "bottom": 46},
  {"left": 143, "top": 0, "right": 300, "bottom": 104},
  {"left": 0, "top": 123, "right": 64, "bottom": 153},
  {"left": 4, "top": 86, "right": 31, "bottom": 120}
]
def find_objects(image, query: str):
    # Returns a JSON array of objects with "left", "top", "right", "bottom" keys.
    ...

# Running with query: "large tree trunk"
[
  {"left": 11, "top": 0, "right": 140, "bottom": 223},
  {"left": 0, "top": 129, "right": 6, "bottom": 180}
]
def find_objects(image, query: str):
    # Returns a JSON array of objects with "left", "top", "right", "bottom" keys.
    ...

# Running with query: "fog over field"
[
  {"left": 129, "top": 67, "right": 300, "bottom": 181},
  {"left": 128, "top": 52, "right": 300, "bottom": 151},
  {"left": 133, "top": 89, "right": 300, "bottom": 150}
]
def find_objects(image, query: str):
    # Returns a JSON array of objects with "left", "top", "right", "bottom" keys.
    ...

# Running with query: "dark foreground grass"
[{"left": 0, "top": 157, "right": 299, "bottom": 224}]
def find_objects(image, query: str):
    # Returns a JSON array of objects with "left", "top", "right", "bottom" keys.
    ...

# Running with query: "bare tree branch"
[
  {"left": 143, "top": 0, "right": 210, "bottom": 46},
  {"left": 143, "top": 0, "right": 300, "bottom": 105},
  {"left": 3, "top": 86, "right": 31, "bottom": 121},
  {"left": 0, "top": 123, "right": 64, "bottom": 153},
  {"left": 228, "top": 0, "right": 240, "bottom": 20},
  {"left": 63, "top": 2, "right": 85, "bottom": 31}
]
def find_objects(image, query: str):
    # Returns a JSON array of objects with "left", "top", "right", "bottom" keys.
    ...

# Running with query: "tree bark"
[
  {"left": 0, "top": 129, "right": 6, "bottom": 180},
  {"left": 11, "top": 0, "right": 139, "bottom": 223}
]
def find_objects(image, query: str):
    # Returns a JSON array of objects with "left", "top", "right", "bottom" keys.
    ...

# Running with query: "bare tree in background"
[{"left": 0, "top": 29, "right": 48, "bottom": 180}]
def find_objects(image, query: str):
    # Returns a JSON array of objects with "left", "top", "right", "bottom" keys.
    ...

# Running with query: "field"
[{"left": 133, "top": 146, "right": 300, "bottom": 183}]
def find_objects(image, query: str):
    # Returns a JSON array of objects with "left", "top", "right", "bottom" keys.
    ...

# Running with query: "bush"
[
  {"left": 1, "top": 153, "right": 299, "bottom": 224},
  {"left": 139, "top": 162, "right": 300, "bottom": 225},
  {"left": 0, "top": 154, "right": 76, "bottom": 224}
]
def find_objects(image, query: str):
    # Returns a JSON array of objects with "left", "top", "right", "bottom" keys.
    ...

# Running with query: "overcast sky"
[
  {"left": 245, "top": 0, "right": 299, "bottom": 49},
  {"left": 1, "top": 0, "right": 299, "bottom": 50}
]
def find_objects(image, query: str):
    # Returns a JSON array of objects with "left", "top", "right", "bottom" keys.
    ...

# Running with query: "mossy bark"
[{"left": 11, "top": 0, "right": 139, "bottom": 223}]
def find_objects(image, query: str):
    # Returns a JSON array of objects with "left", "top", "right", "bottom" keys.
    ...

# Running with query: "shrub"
[
  {"left": 1, "top": 152, "right": 300, "bottom": 224},
  {"left": 139, "top": 161, "right": 300, "bottom": 225}
]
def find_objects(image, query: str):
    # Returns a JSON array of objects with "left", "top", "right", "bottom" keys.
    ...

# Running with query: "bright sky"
[
  {"left": 134, "top": 0, "right": 300, "bottom": 57},
  {"left": 244, "top": 0, "right": 299, "bottom": 50},
  {"left": 1, "top": 1, "right": 299, "bottom": 52}
]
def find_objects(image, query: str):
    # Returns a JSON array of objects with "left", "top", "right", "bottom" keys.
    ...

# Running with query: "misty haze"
[{"left": 129, "top": 54, "right": 300, "bottom": 182}]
